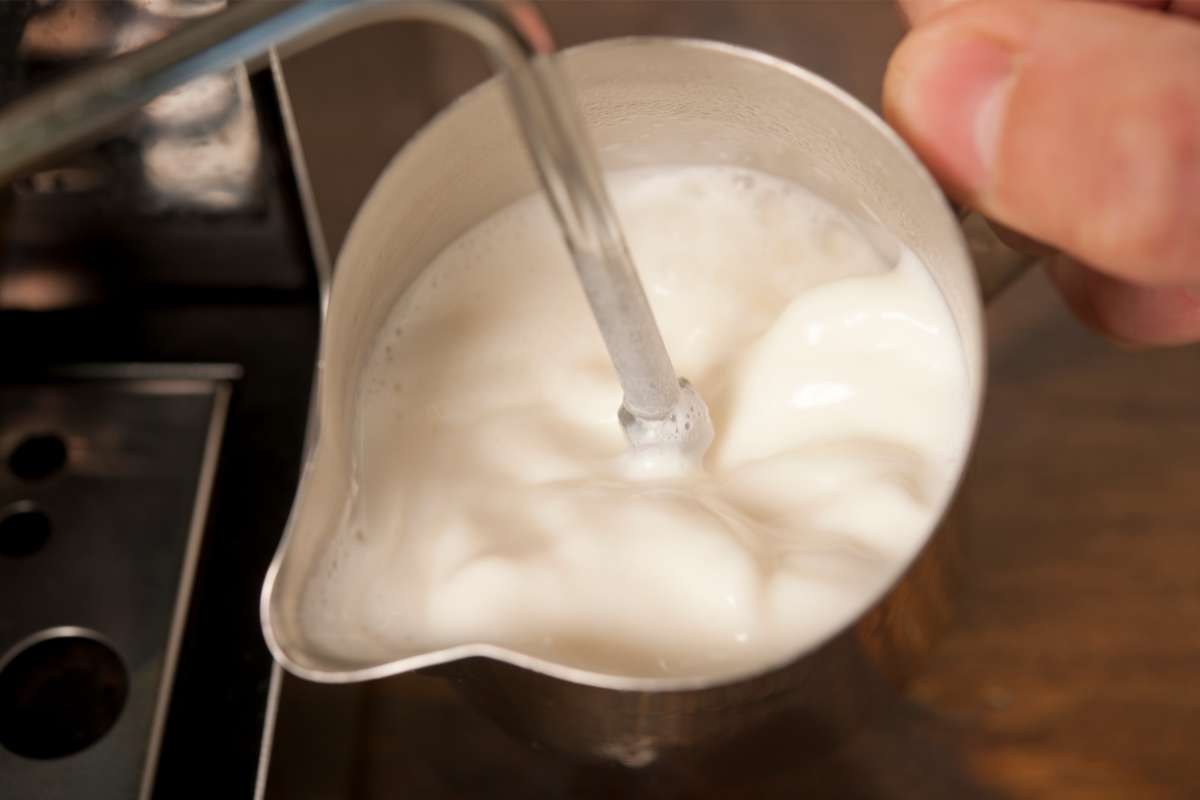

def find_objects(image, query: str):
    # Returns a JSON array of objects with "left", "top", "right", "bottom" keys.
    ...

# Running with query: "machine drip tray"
[{"left": 0, "top": 365, "right": 235, "bottom": 798}]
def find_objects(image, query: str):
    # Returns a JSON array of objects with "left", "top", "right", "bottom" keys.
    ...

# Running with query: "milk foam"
[{"left": 300, "top": 165, "right": 971, "bottom": 680}]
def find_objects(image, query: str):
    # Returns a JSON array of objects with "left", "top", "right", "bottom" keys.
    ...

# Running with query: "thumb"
[{"left": 884, "top": 0, "right": 1200, "bottom": 287}]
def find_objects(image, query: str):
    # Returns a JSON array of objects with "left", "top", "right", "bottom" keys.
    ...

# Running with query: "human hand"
[{"left": 885, "top": 1, "right": 1200, "bottom": 344}]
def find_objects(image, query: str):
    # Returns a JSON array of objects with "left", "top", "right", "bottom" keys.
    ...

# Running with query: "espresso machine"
[{"left": 0, "top": 1, "right": 322, "bottom": 796}]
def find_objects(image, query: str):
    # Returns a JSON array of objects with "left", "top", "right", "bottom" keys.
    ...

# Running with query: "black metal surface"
[
  {"left": 0, "top": 374, "right": 228, "bottom": 797},
  {"left": 150, "top": 304, "right": 317, "bottom": 800},
  {"left": 0, "top": 57, "right": 320, "bottom": 798}
]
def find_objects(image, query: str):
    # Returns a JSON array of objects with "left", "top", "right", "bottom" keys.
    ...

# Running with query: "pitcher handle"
[{"left": 959, "top": 210, "right": 1041, "bottom": 304}]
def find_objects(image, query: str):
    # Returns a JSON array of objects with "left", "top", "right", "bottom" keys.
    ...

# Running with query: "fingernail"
[{"left": 890, "top": 34, "right": 1016, "bottom": 195}]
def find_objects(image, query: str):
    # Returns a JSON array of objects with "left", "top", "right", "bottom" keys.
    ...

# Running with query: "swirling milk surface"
[{"left": 300, "top": 165, "right": 971, "bottom": 680}]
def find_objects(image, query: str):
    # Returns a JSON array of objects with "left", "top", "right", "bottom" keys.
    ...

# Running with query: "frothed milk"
[{"left": 301, "top": 165, "right": 971, "bottom": 680}]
